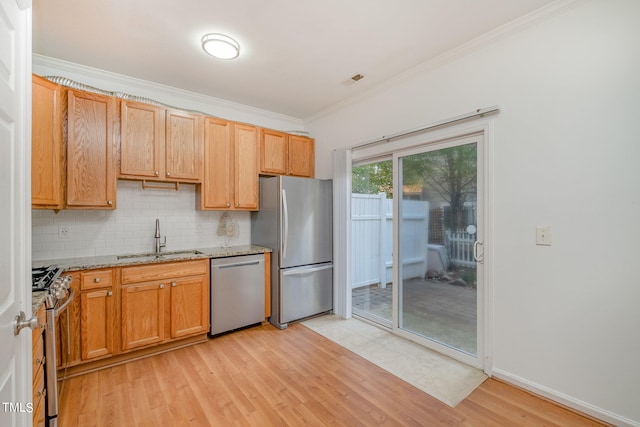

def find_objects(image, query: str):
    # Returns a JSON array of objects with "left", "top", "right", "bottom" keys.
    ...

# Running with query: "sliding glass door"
[
  {"left": 395, "top": 135, "right": 483, "bottom": 359},
  {"left": 349, "top": 133, "right": 484, "bottom": 363}
]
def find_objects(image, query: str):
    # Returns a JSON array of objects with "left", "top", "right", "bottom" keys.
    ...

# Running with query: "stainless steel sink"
[{"left": 117, "top": 250, "right": 204, "bottom": 261}]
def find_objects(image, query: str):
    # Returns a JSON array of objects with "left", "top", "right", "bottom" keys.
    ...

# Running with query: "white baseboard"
[{"left": 492, "top": 369, "right": 639, "bottom": 427}]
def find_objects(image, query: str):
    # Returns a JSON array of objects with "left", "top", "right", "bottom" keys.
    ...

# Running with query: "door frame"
[{"left": 342, "top": 119, "right": 494, "bottom": 373}]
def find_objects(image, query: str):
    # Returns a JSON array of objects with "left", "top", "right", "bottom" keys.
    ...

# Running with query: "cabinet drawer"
[
  {"left": 121, "top": 259, "right": 208, "bottom": 285},
  {"left": 80, "top": 269, "right": 113, "bottom": 290}
]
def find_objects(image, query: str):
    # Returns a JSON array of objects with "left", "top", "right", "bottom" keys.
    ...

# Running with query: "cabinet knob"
[
  {"left": 155, "top": 171, "right": 159, "bottom": 176},
  {"left": 94, "top": 277, "right": 100, "bottom": 283},
  {"left": 159, "top": 284, "right": 164, "bottom": 289},
  {"left": 171, "top": 282, "right": 177, "bottom": 287},
  {"left": 226, "top": 203, "right": 230, "bottom": 207},
  {"left": 107, "top": 200, "right": 113, "bottom": 206},
  {"left": 166, "top": 172, "right": 171, "bottom": 177},
  {"left": 107, "top": 291, "right": 113, "bottom": 296},
  {"left": 235, "top": 203, "right": 239, "bottom": 207}
]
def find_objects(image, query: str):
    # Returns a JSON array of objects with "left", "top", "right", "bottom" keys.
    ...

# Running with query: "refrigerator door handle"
[
  {"left": 282, "top": 188, "right": 289, "bottom": 259},
  {"left": 282, "top": 264, "right": 333, "bottom": 276}
]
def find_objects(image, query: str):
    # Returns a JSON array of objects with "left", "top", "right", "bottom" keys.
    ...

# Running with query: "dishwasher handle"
[{"left": 214, "top": 260, "right": 262, "bottom": 270}]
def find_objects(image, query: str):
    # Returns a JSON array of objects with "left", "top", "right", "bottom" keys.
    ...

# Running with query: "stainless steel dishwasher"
[{"left": 210, "top": 254, "right": 265, "bottom": 335}]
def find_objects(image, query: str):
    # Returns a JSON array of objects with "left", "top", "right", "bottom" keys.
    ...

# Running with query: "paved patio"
[{"left": 352, "top": 277, "right": 477, "bottom": 355}]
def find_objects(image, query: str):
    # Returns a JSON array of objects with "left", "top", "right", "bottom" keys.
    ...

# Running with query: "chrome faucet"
[{"left": 154, "top": 218, "right": 166, "bottom": 254}]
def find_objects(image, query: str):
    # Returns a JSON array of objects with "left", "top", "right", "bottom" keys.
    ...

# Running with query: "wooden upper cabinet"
[
  {"left": 199, "top": 117, "right": 233, "bottom": 209},
  {"left": 287, "top": 134, "right": 315, "bottom": 177},
  {"left": 234, "top": 124, "right": 259, "bottom": 210},
  {"left": 260, "top": 130, "right": 315, "bottom": 178},
  {"left": 260, "top": 129, "right": 288, "bottom": 175},
  {"left": 32, "top": 75, "right": 64, "bottom": 209},
  {"left": 198, "top": 118, "right": 258, "bottom": 210},
  {"left": 120, "top": 100, "right": 164, "bottom": 179},
  {"left": 165, "top": 110, "right": 202, "bottom": 182},
  {"left": 120, "top": 103, "right": 202, "bottom": 183},
  {"left": 66, "top": 89, "right": 116, "bottom": 209}
]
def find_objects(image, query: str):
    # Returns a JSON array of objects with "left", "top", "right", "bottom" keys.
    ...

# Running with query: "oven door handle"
[{"left": 54, "top": 288, "right": 74, "bottom": 316}]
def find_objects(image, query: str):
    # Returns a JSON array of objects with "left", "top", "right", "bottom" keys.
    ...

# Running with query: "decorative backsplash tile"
[{"left": 32, "top": 180, "right": 251, "bottom": 261}]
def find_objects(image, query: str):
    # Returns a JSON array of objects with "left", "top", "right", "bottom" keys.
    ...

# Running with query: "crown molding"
[
  {"left": 304, "top": 0, "right": 590, "bottom": 124},
  {"left": 33, "top": 54, "right": 304, "bottom": 127}
]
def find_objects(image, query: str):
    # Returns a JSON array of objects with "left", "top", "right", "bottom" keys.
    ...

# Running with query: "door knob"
[{"left": 14, "top": 311, "right": 38, "bottom": 335}]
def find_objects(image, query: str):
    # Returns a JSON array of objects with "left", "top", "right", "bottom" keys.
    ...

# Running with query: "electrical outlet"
[
  {"left": 536, "top": 226, "right": 551, "bottom": 246},
  {"left": 58, "top": 226, "right": 70, "bottom": 239}
]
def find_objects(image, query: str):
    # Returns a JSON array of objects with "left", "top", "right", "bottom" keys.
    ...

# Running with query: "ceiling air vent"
[{"left": 351, "top": 73, "right": 365, "bottom": 82}]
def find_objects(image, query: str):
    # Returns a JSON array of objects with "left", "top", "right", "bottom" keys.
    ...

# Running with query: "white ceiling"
[{"left": 33, "top": 0, "right": 557, "bottom": 119}]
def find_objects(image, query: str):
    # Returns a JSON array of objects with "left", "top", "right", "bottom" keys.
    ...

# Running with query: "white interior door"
[{"left": 0, "top": 0, "right": 32, "bottom": 425}]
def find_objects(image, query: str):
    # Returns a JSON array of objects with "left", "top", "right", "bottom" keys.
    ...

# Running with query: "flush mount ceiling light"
[{"left": 201, "top": 33, "right": 240, "bottom": 60}]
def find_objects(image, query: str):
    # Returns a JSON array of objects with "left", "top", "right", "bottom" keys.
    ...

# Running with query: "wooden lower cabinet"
[
  {"left": 120, "top": 259, "right": 209, "bottom": 351},
  {"left": 32, "top": 306, "right": 46, "bottom": 427},
  {"left": 81, "top": 288, "right": 115, "bottom": 359},
  {"left": 58, "top": 259, "right": 209, "bottom": 376},
  {"left": 121, "top": 281, "right": 165, "bottom": 350},
  {"left": 170, "top": 276, "right": 209, "bottom": 338}
]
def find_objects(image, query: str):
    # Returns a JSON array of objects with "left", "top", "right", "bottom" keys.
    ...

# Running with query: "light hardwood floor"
[{"left": 58, "top": 323, "right": 609, "bottom": 426}]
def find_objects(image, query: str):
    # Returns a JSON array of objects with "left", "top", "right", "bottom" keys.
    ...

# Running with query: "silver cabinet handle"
[
  {"left": 171, "top": 282, "right": 177, "bottom": 287},
  {"left": 107, "top": 200, "right": 113, "bottom": 206},
  {"left": 94, "top": 277, "right": 100, "bottom": 283},
  {"left": 226, "top": 203, "right": 230, "bottom": 207},
  {"left": 107, "top": 291, "right": 113, "bottom": 296},
  {"left": 155, "top": 171, "right": 159, "bottom": 176},
  {"left": 159, "top": 284, "right": 164, "bottom": 289},
  {"left": 166, "top": 172, "right": 171, "bottom": 177}
]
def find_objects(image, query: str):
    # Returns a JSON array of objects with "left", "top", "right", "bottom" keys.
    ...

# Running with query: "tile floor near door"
[{"left": 352, "top": 277, "right": 477, "bottom": 355}]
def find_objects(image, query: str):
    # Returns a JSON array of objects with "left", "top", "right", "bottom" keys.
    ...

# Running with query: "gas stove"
[
  {"left": 32, "top": 265, "right": 63, "bottom": 291},
  {"left": 32, "top": 265, "right": 73, "bottom": 306}
]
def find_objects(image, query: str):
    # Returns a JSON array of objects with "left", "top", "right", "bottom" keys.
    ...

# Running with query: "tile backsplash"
[{"left": 32, "top": 181, "right": 251, "bottom": 261}]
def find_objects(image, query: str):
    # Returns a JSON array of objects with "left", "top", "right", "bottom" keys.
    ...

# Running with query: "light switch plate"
[{"left": 536, "top": 226, "right": 551, "bottom": 246}]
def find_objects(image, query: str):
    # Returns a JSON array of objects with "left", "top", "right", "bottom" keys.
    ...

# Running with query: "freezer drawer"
[
  {"left": 279, "top": 263, "right": 333, "bottom": 325},
  {"left": 211, "top": 254, "right": 265, "bottom": 335}
]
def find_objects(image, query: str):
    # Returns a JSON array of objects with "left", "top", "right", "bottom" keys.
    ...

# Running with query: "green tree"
[
  {"left": 352, "top": 160, "right": 393, "bottom": 198},
  {"left": 402, "top": 144, "right": 477, "bottom": 230}
]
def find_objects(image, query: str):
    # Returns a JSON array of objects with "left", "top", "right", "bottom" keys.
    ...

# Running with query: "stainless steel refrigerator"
[{"left": 251, "top": 176, "right": 333, "bottom": 329}]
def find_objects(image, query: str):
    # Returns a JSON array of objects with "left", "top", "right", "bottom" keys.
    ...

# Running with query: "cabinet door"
[
  {"left": 170, "top": 276, "right": 209, "bottom": 338},
  {"left": 260, "top": 129, "right": 287, "bottom": 175},
  {"left": 287, "top": 135, "right": 315, "bottom": 178},
  {"left": 81, "top": 289, "right": 114, "bottom": 360},
  {"left": 234, "top": 123, "right": 259, "bottom": 210},
  {"left": 121, "top": 282, "right": 164, "bottom": 351},
  {"left": 120, "top": 100, "right": 164, "bottom": 179},
  {"left": 199, "top": 117, "right": 233, "bottom": 209},
  {"left": 165, "top": 110, "right": 202, "bottom": 182},
  {"left": 66, "top": 89, "right": 116, "bottom": 209},
  {"left": 32, "top": 75, "right": 63, "bottom": 209}
]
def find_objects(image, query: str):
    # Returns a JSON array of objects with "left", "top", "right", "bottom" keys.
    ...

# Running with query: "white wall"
[
  {"left": 32, "top": 181, "right": 250, "bottom": 260},
  {"left": 307, "top": 0, "right": 640, "bottom": 425}
]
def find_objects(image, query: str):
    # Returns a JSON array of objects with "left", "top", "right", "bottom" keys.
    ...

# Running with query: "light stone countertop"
[
  {"left": 31, "top": 244, "right": 272, "bottom": 313},
  {"left": 32, "top": 244, "right": 272, "bottom": 272}
]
